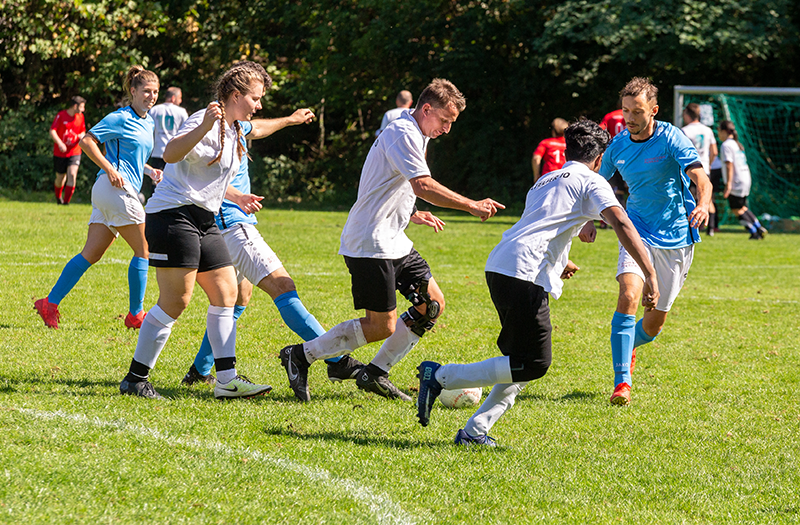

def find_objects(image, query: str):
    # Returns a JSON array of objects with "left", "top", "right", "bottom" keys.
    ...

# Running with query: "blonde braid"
[
  {"left": 208, "top": 101, "right": 227, "bottom": 166},
  {"left": 233, "top": 120, "right": 249, "bottom": 161}
]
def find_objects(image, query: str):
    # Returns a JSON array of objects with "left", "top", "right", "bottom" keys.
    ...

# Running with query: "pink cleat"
[
  {"left": 34, "top": 298, "right": 60, "bottom": 329},
  {"left": 124, "top": 310, "right": 146, "bottom": 329}
]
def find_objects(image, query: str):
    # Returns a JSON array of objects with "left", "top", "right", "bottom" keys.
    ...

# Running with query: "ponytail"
[
  {"left": 719, "top": 120, "right": 744, "bottom": 151},
  {"left": 122, "top": 65, "right": 159, "bottom": 105}
]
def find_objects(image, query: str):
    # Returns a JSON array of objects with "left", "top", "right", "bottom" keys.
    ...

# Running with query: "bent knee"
[{"left": 509, "top": 355, "right": 551, "bottom": 382}]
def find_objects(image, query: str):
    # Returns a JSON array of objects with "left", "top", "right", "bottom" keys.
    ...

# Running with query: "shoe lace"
[{"left": 236, "top": 375, "right": 254, "bottom": 385}]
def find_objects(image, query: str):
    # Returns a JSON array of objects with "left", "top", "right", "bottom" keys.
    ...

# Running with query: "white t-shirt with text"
[
  {"left": 485, "top": 161, "right": 621, "bottom": 299},
  {"left": 681, "top": 121, "right": 717, "bottom": 175},
  {"left": 340, "top": 111, "right": 430, "bottom": 259},
  {"left": 720, "top": 138, "right": 751, "bottom": 197},
  {"left": 149, "top": 102, "right": 189, "bottom": 158}
]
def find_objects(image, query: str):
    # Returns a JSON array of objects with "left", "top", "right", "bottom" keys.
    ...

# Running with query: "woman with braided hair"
[
  {"left": 34, "top": 65, "right": 163, "bottom": 330},
  {"left": 120, "top": 61, "right": 272, "bottom": 399}
]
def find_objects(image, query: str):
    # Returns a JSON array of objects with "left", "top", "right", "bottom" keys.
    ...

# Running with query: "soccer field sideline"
[{"left": 2, "top": 201, "right": 800, "bottom": 524}]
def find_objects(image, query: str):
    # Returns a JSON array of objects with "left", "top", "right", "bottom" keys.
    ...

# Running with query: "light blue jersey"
[
  {"left": 215, "top": 121, "right": 255, "bottom": 230},
  {"left": 599, "top": 120, "right": 702, "bottom": 249},
  {"left": 87, "top": 106, "right": 155, "bottom": 192}
]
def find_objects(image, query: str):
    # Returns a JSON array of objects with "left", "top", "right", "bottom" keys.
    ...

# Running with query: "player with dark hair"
[
  {"left": 35, "top": 67, "right": 162, "bottom": 329},
  {"left": 532, "top": 117, "right": 569, "bottom": 182},
  {"left": 682, "top": 103, "right": 718, "bottom": 235},
  {"left": 580, "top": 77, "right": 712, "bottom": 405},
  {"left": 278, "top": 78, "right": 504, "bottom": 402},
  {"left": 417, "top": 118, "right": 659, "bottom": 446},
  {"left": 50, "top": 95, "right": 87, "bottom": 205},
  {"left": 718, "top": 120, "right": 767, "bottom": 239}
]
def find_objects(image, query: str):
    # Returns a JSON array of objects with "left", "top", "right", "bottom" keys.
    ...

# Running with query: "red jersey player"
[
  {"left": 600, "top": 107, "right": 626, "bottom": 138},
  {"left": 532, "top": 118, "right": 568, "bottom": 182}
]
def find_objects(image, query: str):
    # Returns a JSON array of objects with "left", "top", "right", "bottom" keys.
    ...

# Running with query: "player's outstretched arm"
[
  {"left": 225, "top": 185, "right": 264, "bottom": 215},
  {"left": 410, "top": 176, "right": 505, "bottom": 222},
  {"left": 601, "top": 205, "right": 660, "bottom": 310},
  {"left": 687, "top": 166, "right": 712, "bottom": 229},
  {"left": 249, "top": 108, "right": 315, "bottom": 140},
  {"left": 410, "top": 210, "right": 446, "bottom": 232}
]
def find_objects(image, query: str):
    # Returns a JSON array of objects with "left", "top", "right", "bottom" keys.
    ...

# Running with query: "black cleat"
[
  {"left": 181, "top": 364, "right": 216, "bottom": 386},
  {"left": 355, "top": 367, "right": 412, "bottom": 401},
  {"left": 280, "top": 344, "right": 310, "bottom": 402},
  {"left": 327, "top": 355, "right": 366, "bottom": 382},
  {"left": 120, "top": 379, "right": 163, "bottom": 399},
  {"left": 416, "top": 361, "right": 443, "bottom": 427}
]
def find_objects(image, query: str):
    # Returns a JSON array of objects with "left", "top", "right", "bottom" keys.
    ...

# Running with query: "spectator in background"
[
  {"left": 599, "top": 102, "right": 626, "bottom": 138},
  {"left": 682, "top": 103, "right": 718, "bottom": 236},
  {"left": 376, "top": 90, "right": 413, "bottom": 136},
  {"left": 145, "top": 87, "right": 189, "bottom": 201},
  {"left": 50, "top": 96, "right": 87, "bottom": 205},
  {"left": 532, "top": 118, "right": 568, "bottom": 182},
  {"left": 718, "top": 120, "right": 767, "bottom": 240}
]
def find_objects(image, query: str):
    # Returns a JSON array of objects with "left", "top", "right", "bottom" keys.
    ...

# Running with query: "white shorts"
[
  {"left": 616, "top": 242, "right": 694, "bottom": 312},
  {"left": 222, "top": 223, "right": 283, "bottom": 285},
  {"left": 89, "top": 175, "right": 146, "bottom": 236}
]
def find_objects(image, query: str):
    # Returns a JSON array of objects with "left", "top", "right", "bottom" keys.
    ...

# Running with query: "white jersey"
[
  {"left": 340, "top": 111, "right": 430, "bottom": 259},
  {"left": 146, "top": 109, "right": 242, "bottom": 214},
  {"left": 485, "top": 161, "right": 621, "bottom": 299},
  {"left": 720, "top": 138, "right": 751, "bottom": 197},
  {"left": 149, "top": 102, "right": 189, "bottom": 157},
  {"left": 376, "top": 107, "right": 409, "bottom": 136},
  {"left": 681, "top": 121, "right": 717, "bottom": 174}
]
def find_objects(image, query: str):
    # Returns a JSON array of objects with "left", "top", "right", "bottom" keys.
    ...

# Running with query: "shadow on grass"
[{"left": 517, "top": 389, "right": 601, "bottom": 403}]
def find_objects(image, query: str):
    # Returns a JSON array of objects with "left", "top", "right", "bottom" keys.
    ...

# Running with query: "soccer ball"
[{"left": 438, "top": 387, "right": 482, "bottom": 409}]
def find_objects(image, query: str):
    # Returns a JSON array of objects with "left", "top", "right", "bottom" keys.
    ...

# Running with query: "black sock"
[
  {"left": 707, "top": 213, "right": 716, "bottom": 233},
  {"left": 214, "top": 357, "right": 236, "bottom": 373},
  {"left": 365, "top": 363, "right": 388, "bottom": 377},
  {"left": 292, "top": 344, "right": 311, "bottom": 367},
  {"left": 125, "top": 359, "right": 150, "bottom": 383}
]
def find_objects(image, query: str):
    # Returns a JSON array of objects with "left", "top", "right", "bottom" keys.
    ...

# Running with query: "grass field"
[{"left": 1, "top": 199, "right": 799, "bottom": 524}]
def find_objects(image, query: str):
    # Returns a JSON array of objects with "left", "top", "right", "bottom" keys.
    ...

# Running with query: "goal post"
[{"left": 673, "top": 86, "right": 800, "bottom": 223}]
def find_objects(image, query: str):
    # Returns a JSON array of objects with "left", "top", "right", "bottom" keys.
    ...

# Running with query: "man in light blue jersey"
[
  {"left": 580, "top": 77, "right": 711, "bottom": 405},
  {"left": 180, "top": 107, "right": 361, "bottom": 387}
]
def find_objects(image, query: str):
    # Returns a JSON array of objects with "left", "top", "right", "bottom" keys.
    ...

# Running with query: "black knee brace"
[
  {"left": 399, "top": 279, "right": 440, "bottom": 337},
  {"left": 509, "top": 355, "right": 551, "bottom": 382}
]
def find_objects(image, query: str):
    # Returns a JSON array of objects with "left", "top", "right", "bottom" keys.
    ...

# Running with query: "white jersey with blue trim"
[
  {"left": 215, "top": 120, "right": 255, "bottom": 230},
  {"left": 87, "top": 106, "right": 155, "bottom": 192},
  {"left": 599, "top": 120, "right": 702, "bottom": 249}
]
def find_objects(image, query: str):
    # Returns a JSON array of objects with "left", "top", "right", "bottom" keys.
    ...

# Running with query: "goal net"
[{"left": 673, "top": 86, "right": 800, "bottom": 223}]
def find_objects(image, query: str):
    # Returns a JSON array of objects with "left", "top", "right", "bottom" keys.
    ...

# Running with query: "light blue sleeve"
[
  {"left": 667, "top": 125, "right": 701, "bottom": 172},
  {"left": 88, "top": 110, "right": 126, "bottom": 144},
  {"left": 598, "top": 142, "right": 616, "bottom": 180}
]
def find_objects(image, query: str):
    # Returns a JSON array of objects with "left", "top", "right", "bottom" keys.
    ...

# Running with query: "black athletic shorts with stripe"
[{"left": 344, "top": 249, "right": 432, "bottom": 312}]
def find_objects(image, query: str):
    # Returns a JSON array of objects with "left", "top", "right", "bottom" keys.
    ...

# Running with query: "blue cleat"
[
  {"left": 416, "top": 361, "right": 443, "bottom": 427},
  {"left": 454, "top": 428, "right": 497, "bottom": 448}
]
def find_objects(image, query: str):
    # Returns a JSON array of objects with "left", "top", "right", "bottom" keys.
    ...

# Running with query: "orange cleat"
[
  {"left": 34, "top": 297, "right": 60, "bottom": 329},
  {"left": 610, "top": 382, "right": 631, "bottom": 406},
  {"left": 630, "top": 347, "right": 637, "bottom": 373},
  {"left": 125, "top": 310, "right": 147, "bottom": 329}
]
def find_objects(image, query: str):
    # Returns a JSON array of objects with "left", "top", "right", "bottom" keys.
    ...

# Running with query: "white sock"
[
  {"left": 434, "top": 356, "right": 513, "bottom": 390},
  {"left": 207, "top": 305, "right": 237, "bottom": 384},
  {"left": 371, "top": 320, "right": 420, "bottom": 372},
  {"left": 133, "top": 305, "right": 175, "bottom": 369},
  {"left": 304, "top": 319, "right": 366, "bottom": 364},
  {"left": 463, "top": 382, "right": 528, "bottom": 437}
]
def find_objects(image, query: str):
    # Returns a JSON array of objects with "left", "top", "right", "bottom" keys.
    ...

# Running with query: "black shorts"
[
  {"left": 344, "top": 249, "right": 432, "bottom": 312},
  {"left": 727, "top": 194, "right": 748, "bottom": 210},
  {"left": 148, "top": 157, "right": 166, "bottom": 170},
  {"left": 54, "top": 155, "right": 81, "bottom": 173},
  {"left": 145, "top": 205, "right": 233, "bottom": 272},
  {"left": 709, "top": 168, "right": 724, "bottom": 193},
  {"left": 486, "top": 271, "right": 552, "bottom": 380}
]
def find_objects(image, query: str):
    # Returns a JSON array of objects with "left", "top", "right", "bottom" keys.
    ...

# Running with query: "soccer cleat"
[
  {"left": 758, "top": 226, "right": 768, "bottom": 238},
  {"left": 124, "top": 310, "right": 147, "bottom": 329},
  {"left": 454, "top": 428, "right": 497, "bottom": 447},
  {"left": 356, "top": 367, "right": 412, "bottom": 401},
  {"left": 280, "top": 344, "right": 311, "bottom": 402},
  {"left": 630, "top": 347, "right": 637, "bottom": 373},
  {"left": 327, "top": 355, "right": 366, "bottom": 382},
  {"left": 416, "top": 361, "right": 443, "bottom": 427},
  {"left": 181, "top": 363, "right": 216, "bottom": 386},
  {"left": 610, "top": 382, "right": 631, "bottom": 406},
  {"left": 120, "top": 379, "right": 163, "bottom": 399},
  {"left": 34, "top": 297, "right": 60, "bottom": 329},
  {"left": 214, "top": 375, "right": 272, "bottom": 400}
]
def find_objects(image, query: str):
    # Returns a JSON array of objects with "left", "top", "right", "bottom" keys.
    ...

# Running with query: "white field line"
[{"left": 15, "top": 408, "right": 415, "bottom": 525}]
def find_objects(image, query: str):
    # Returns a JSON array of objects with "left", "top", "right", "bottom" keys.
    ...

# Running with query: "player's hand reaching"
[
  {"left": 290, "top": 108, "right": 315, "bottom": 125},
  {"left": 469, "top": 198, "right": 505, "bottom": 222},
  {"left": 410, "top": 210, "right": 446, "bottom": 232},
  {"left": 202, "top": 101, "right": 223, "bottom": 132},
  {"left": 235, "top": 193, "right": 264, "bottom": 214},
  {"left": 688, "top": 203, "right": 709, "bottom": 229},
  {"left": 578, "top": 221, "right": 597, "bottom": 243},
  {"left": 560, "top": 260, "right": 580, "bottom": 279},
  {"left": 642, "top": 275, "right": 660, "bottom": 311}
]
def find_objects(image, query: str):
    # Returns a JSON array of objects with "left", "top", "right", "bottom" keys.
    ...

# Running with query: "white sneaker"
[{"left": 214, "top": 375, "right": 272, "bottom": 400}]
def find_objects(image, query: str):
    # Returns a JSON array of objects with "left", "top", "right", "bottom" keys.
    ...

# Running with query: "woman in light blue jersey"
[{"left": 34, "top": 66, "right": 163, "bottom": 329}]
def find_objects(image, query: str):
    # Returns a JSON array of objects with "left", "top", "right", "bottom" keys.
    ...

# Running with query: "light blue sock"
[
  {"left": 611, "top": 312, "right": 636, "bottom": 387},
  {"left": 274, "top": 291, "right": 341, "bottom": 363},
  {"left": 194, "top": 305, "right": 246, "bottom": 376},
  {"left": 633, "top": 318, "right": 659, "bottom": 348},
  {"left": 48, "top": 254, "right": 92, "bottom": 305},
  {"left": 128, "top": 256, "right": 149, "bottom": 315}
]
